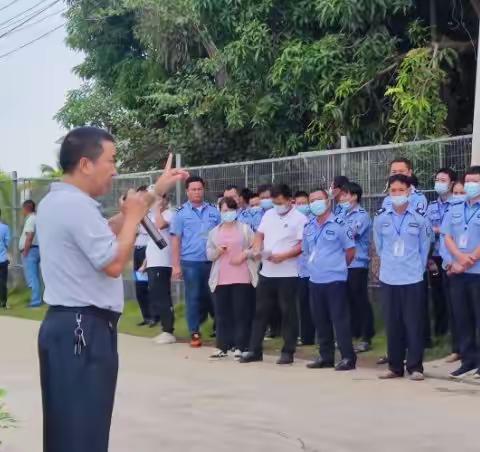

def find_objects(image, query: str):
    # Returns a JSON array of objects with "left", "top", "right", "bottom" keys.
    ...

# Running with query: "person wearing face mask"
[
  {"left": 329, "top": 176, "right": 350, "bottom": 216},
  {"left": 374, "top": 175, "right": 431, "bottom": 381},
  {"left": 250, "top": 185, "right": 273, "bottom": 232},
  {"left": 240, "top": 184, "right": 308, "bottom": 365},
  {"left": 303, "top": 189, "right": 357, "bottom": 371},
  {"left": 339, "top": 182, "right": 374, "bottom": 353},
  {"left": 206, "top": 197, "right": 258, "bottom": 359},
  {"left": 294, "top": 191, "right": 315, "bottom": 346},
  {"left": 224, "top": 185, "right": 253, "bottom": 229},
  {"left": 442, "top": 166, "right": 480, "bottom": 379},
  {"left": 426, "top": 168, "right": 457, "bottom": 343}
]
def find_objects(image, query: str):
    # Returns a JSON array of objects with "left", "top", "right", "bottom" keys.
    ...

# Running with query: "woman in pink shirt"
[{"left": 206, "top": 197, "right": 258, "bottom": 359}]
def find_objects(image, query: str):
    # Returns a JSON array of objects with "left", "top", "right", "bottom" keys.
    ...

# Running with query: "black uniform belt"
[{"left": 48, "top": 305, "right": 121, "bottom": 325}]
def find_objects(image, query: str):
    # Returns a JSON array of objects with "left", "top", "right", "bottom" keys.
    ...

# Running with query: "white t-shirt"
[
  {"left": 146, "top": 209, "right": 173, "bottom": 268},
  {"left": 19, "top": 213, "right": 38, "bottom": 249},
  {"left": 135, "top": 224, "right": 149, "bottom": 247},
  {"left": 258, "top": 207, "right": 307, "bottom": 278}
]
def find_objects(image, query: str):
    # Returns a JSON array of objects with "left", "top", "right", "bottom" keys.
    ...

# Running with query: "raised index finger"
[{"left": 164, "top": 152, "right": 173, "bottom": 172}]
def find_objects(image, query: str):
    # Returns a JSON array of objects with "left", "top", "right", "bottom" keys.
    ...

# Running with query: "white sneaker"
[
  {"left": 234, "top": 349, "right": 242, "bottom": 360},
  {"left": 154, "top": 332, "right": 176, "bottom": 345},
  {"left": 209, "top": 349, "right": 228, "bottom": 360}
]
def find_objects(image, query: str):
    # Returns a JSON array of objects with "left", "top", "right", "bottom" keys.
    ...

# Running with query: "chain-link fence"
[{"left": 0, "top": 135, "right": 473, "bottom": 298}]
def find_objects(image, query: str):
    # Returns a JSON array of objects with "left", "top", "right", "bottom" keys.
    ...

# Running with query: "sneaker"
[
  {"left": 148, "top": 320, "right": 159, "bottom": 328},
  {"left": 378, "top": 370, "right": 403, "bottom": 380},
  {"left": 449, "top": 364, "right": 476, "bottom": 379},
  {"left": 409, "top": 371, "right": 425, "bottom": 381},
  {"left": 306, "top": 359, "right": 334, "bottom": 369},
  {"left": 276, "top": 353, "right": 294, "bottom": 365},
  {"left": 137, "top": 321, "right": 149, "bottom": 327},
  {"left": 335, "top": 358, "right": 356, "bottom": 371},
  {"left": 445, "top": 353, "right": 461, "bottom": 364},
  {"left": 154, "top": 332, "right": 176, "bottom": 345},
  {"left": 473, "top": 370, "right": 480, "bottom": 379},
  {"left": 376, "top": 355, "right": 388, "bottom": 365},
  {"left": 209, "top": 349, "right": 228, "bottom": 360},
  {"left": 233, "top": 349, "right": 243, "bottom": 360},
  {"left": 190, "top": 333, "right": 202, "bottom": 348},
  {"left": 354, "top": 342, "right": 371, "bottom": 353},
  {"left": 239, "top": 352, "right": 263, "bottom": 363}
]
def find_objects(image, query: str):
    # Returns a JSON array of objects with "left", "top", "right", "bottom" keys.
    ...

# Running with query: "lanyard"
[
  {"left": 313, "top": 222, "right": 329, "bottom": 246},
  {"left": 392, "top": 212, "right": 408, "bottom": 237},
  {"left": 464, "top": 203, "right": 480, "bottom": 226}
]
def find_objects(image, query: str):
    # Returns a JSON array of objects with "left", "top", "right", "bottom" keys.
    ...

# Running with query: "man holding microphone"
[{"left": 36, "top": 127, "right": 188, "bottom": 452}]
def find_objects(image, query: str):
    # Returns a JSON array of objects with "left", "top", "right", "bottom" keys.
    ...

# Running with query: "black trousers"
[
  {"left": 298, "top": 277, "right": 315, "bottom": 345},
  {"left": 443, "top": 271, "right": 460, "bottom": 354},
  {"left": 147, "top": 266, "right": 174, "bottom": 333},
  {"left": 449, "top": 273, "right": 480, "bottom": 368},
  {"left": 38, "top": 306, "right": 120, "bottom": 452},
  {"left": 429, "top": 256, "right": 449, "bottom": 336},
  {"left": 346, "top": 268, "right": 375, "bottom": 343},
  {"left": 134, "top": 246, "right": 150, "bottom": 322},
  {"left": 0, "top": 260, "right": 7, "bottom": 307},
  {"left": 381, "top": 282, "right": 425, "bottom": 375},
  {"left": 423, "top": 272, "right": 432, "bottom": 347},
  {"left": 309, "top": 281, "right": 355, "bottom": 363},
  {"left": 214, "top": 284, "right": 254, "bottom": 352},
  {"left": 249, "top": 276, "right": 299, "bottom": 356}
]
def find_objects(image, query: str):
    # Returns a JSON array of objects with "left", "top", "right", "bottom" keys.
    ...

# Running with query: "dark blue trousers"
[
  {"left": 309, "top": 281, "right": 355, "bottom": 363},
  {"left": 298, "top": 277, "right": 315, "bottom": 345},
  {"left": 381, "top": 281, "right": 425, "bottom": 375},
  {"left": 38, "top": 306, "right": 120, "bottom": 452}
]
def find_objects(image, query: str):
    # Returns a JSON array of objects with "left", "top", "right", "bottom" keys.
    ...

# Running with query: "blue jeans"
[
  {"left": 181, "top": 261, "right": 214, "bottom": 334},
  {"left": 22, "top": 247, "right": 41, "bottom": 306}
]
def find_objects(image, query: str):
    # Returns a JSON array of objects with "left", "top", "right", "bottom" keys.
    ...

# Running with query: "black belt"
[
  {"left": 30, "top": 245, "right": 39, "bottom": 248},
  {"left": 48, "top": 305, "right": 121, "bottom": 326}
]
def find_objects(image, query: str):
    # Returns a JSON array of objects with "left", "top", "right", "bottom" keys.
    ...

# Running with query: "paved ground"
[{"left": 1, "top": 316, "right": 480, "bottom": 452}]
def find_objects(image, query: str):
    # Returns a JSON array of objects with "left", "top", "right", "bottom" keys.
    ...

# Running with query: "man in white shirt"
[
  {"left": 240, "top": 184, "right": 307, "bottom": 365},
  {"left": 145, "top": 194, "right": 176, "bottom": 344},
  {"left": 19, "top": 199, "right": 41, "bottom": 307}
]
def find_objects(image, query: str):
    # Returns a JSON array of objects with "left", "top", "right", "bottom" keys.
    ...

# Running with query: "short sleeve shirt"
[
  {"left": 146, "top": 209, "right": 173, "bottom": 268},
  {"left": 19, "top": 213, "right": 38, "bottom": 249}
]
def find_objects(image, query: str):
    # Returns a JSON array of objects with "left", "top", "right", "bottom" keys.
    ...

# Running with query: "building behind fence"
[{"left": 0, "top": 135, "right": 472, "bottom": 299}]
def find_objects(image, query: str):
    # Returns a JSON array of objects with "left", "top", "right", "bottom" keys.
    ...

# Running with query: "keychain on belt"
[{"left": 74, "top": 313, "right": 87, "bottom": 356}]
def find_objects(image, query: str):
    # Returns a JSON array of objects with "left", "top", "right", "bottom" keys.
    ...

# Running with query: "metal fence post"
[{"left": 10, "top": 171, "right": 19, "bottom": 266}]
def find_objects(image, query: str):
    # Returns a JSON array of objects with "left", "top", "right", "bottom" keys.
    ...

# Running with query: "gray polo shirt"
[{"left": 36, "top": 182, "right": 123, "bottom": 312}]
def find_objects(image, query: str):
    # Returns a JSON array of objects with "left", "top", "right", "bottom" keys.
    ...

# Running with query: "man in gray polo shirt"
[{"left": 36, "top": 127, "right": 188, "bottom": 452}]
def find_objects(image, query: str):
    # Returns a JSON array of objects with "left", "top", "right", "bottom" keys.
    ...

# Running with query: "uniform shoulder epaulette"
[
  {"left": 375, "top": 207, "right": 386, "bottom": 216},
  {"left": 415, "top": 207, "right": 426, "bottom": 217},
  {"left": 358, "top": 208, "right": 366, "bottom": 213},
  {"left": 334, "top": 217, "right": 344, "bottom": 225},
  {"left": 208, "top": 202, "right": 217, "bottom": 208},
  {"left": 175, "top": 205, "right": 184, "bottom": 212},
  {"left": 429, "top": 200, "right": 438, "bottom": 205},
  {"left": 451, "top": 200, "right": 464, "bottom": 206}
]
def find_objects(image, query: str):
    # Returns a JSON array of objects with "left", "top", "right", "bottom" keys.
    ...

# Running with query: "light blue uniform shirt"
[
  {"left": 237, "top": 208, "right": 253, "bottom": 229},
  {"left": 374, "top": 205, "right": 430, "bottom": 285},
  {"left": 426, "top": 197, "right": 452, "bottom": 256},
  {"left": 441, "top": 201, "right": 480, "bottom": 274},
  {"left": 297, "top": 214, "right": 315, "bottom": 278},
  {"left": 0, "top": 222, "right": 10, "bottom": 263},
  {"left": 250, "top": 208, "right": 266, "bottom": 232},
  {"left": 302, "top": 213, "right": 356, "bottom": 284},
  {"left": 342, "top": 205, "right": 371, "bottom": 269},
  {"left": 36, "top": 182, "right": 123, "bottom": 312},
  {"left": 382, "top": 188, "right": 428, "bottom": 212},
  {"left": 170, "top": 201, "right": 220, "bottom": 261}
]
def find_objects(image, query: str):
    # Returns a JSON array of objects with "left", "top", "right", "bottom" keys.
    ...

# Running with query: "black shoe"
[
  {"left": 377, "top": 355, "right": 388, "bottom": 365},
  {"left": 210, "top": 331, "right": 217, "bottom": 338},
  {"left": 276, "top": 353, "right": 294, "bottom": 365},
  {"left": 450, "top": 363, "right": 477, "bottom": 379},
  {"left": 239, "top": 352, "right": 263, "bottom": 363},
  {"left": 148, "top": 320, "right": 159, "bottom": 328},
  {"left": 306, "top": 359, "right": 334, "bottom": 369},
  {"left": 137, "top": 321, "right": 149, "bottom": 327},
  {"left": 354, "top": 342, "right": 371, "bottom": 353},
  {"left": 335, "top": 359, "right": 356, "bottom": 371}
]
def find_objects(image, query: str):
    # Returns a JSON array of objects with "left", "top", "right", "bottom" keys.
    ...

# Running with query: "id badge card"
[
  {"left": 459, "top": 233, "right": 469, "bottom": 249},
  {"left": 393, "top": 238, "right": 405, "bottom": 257},
  {"left": 308, "top": 250, "right": 316, "bottom": 263}
]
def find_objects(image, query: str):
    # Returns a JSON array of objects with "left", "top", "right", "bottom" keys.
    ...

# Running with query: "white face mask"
[{"left": 274, "top": 204, "right": 290, "bottom": 215}]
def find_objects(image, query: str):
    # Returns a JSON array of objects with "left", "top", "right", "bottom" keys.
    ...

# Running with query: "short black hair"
[
  {"left": 240, "top": 188, "right": 253, "bottom": 201},
  {"left": 465, "top": 166, "right": 480, "bottom": 177},
  {"left": 271, "top": 183, "right": 292, "bottom": 199},
  {"left": 343, "top": 182, "right": 363, "bottom": 203},
  {"left": 333, "top": 176, "right": 349, "bottom": 189},
  {"left": 257, "top": 184, "right": 272, "bottom": 196},
  {"left": 310, "top": 188, "right": 329, "bottom": 198},
  {"left": 23, "top": 200, "right": 36, "bottom": 212},
  {"left": 59, "top": 127, "right": 115, "bottom": 174},
  {"left": 388, "top": 174, "right": 412, "bottom": 188},
  {"left": 390, "top": 157, "right": 413, "bottom": 171},
  {"left": 294, "top": 190, "right": 309, "bottom": 199},
  {"left": 435, "top": 167, "right": 457, "bottom": 183},
  {"left": 410, "top": 174, "right": 419, "bottom": 187},
  {"left": 185, "top": 176, "right": 205, "bottom": 189},
  {"left": 219, "top": 196, "right": 238, "bottom": 210},
  {"left": 136, "top": 185, "right": 148, "bottom": 192},
  {"left": 224, "top": 184, "right": 239, "bottom": 192},
  {"left": 250, "top": 192, "right": 259, "bottom": 198}
]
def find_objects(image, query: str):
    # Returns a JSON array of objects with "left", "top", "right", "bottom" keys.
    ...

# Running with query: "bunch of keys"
[{"left": 74, "top": 313, "right": 87, "bottom": 356}]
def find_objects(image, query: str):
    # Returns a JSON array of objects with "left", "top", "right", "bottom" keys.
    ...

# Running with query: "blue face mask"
[
  {"left": 339, "top": 201, "right": 351, "bottom": 210},
  {"left": 451, "top": 194, "right": 466, "bottom": 203},
  {"left": 434, "top": 182, "right": 449, "bottom": 196},
  {"left": 310, "top": 199, "right": 328, "bottom": 216},
  {"left": 296, "top": 205, "right": 310, "bottom": 216},
  {"left": 391, "top": 195, "right": 409, "bottom": 207},
  {"left": 464, "top": 182, "right": 480, "bottom": 200},
  {"left": 274, "top": 204, "right": 290, "bottom": 215},
  {"left": 250, "top": 206, "right": 262, "bottom": 213},
  {"left": 221, "top": 211, "right": 237, "bottom": 223},
  {"left": 260, "top": 199, "right": 273, "bottom": 210}
]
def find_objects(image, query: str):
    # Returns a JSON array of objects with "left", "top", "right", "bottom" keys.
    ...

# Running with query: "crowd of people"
[{"left": 133, "top": 157, "right": 480, "bottom": 381}]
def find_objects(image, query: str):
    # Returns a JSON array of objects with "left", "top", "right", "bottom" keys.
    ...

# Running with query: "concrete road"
[{"left": 1, "top": 316, "right": 479, "bottom": 452}]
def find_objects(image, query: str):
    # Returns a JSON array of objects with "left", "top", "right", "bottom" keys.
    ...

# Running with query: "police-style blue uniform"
[
  {"left": 250, "top": 207, "right": 266, "bottom": 232},
  {"left": 237, "top": 208, "right": 253, "bottom": 229},
  {"left": 302, "top": 213, "right": 356, "bottom": 364},
  {"left": 373, "top": 204, "right": 430, "bottom": 375},
  {"left": 382, "top": 188, "right": 428, "bottom": 212},
  {"left": 343, "top": 205, "right": 375, "bottom": 344},
  {"left": 170, "top": 201, "right": 220, "bottom": 334},
  {"left": 0, "top": 221, "right": 10, "bottom": 308},
  {"left": 441, "top": 200, "right": 480, "bottom": 370}
]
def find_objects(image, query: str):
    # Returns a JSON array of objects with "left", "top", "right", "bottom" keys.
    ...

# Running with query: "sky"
[{"left": 0, "top": 1, "right": 83, "bottom": 177}]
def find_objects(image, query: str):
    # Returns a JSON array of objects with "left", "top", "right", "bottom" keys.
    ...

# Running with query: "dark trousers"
[
  {"left": 249, "top": 276, "right": 299, "bottom": 356},
  {"left": 309, "top": 281, "right": 355, "bottom": 363},
  {"left": 134, "top": 246, "right": 150, "bottom": 322},
  {"left": 214, "top": 284, "right": 254, "bottom": 352},
  {"left": 147, "top": 266, "right": 174, "bottom": 333},
  {"left": 298, "top": 277, "right": 315, "bottom": 345},
  {"left": 0, "top": 260, "right": 7, "bottom": 307},
  {"left": 347, "top": 268, "right": 375, "bottom": 343},
  {"left": 381, "top": 282, "right": 425, "bottom": 375},
  {"left": 429, "top": 256, "right": 449, "bottom": 336},
  {"left": 423, "top": 272, "right": 432, "bottom": 347},
  {"left": 449, "top": 274, "right": 480, "bottom": 368},
  {"left": 443, "top": 272, "right": 459, "bottom": 354},
  {"left": 38, "top": 306, "right": 120, "bottom": 452}
]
